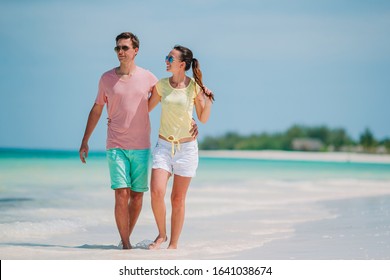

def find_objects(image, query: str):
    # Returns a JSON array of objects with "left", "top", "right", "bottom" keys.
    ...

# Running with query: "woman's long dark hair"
[{"left": 174, "top": 45, "right": 215, "bottom": 101}]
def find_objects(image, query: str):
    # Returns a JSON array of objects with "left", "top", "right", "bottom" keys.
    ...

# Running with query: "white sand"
[{"left": 200, "top": 150, "right": 390, "bottom": 163}]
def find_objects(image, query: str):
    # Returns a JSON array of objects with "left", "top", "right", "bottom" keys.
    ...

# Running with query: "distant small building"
[
  {"left": 376, "top": 145, "right": 387, "bottom": 154},
  {"left": 292, "top": 138, "right": 323, "bottom": 151},
  {"left": 341, "top": 145, "right": 364, "bottom": 153}
]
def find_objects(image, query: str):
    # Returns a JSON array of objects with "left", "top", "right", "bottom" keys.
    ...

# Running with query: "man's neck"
[{"left": 117, "top": 62, "right": 137, "bottom": 75}]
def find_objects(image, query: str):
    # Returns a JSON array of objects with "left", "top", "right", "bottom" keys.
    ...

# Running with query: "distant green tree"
[
  {"left": 199, "top": 136, "right": 221, "bottom": 150},
  {"left": 200, "top": 132, "right": 243, "bottom": 150},
  {"left": 238, "top": 132, "right": 286, "bottom": 150},
  {"left": 328, "top": 128, "right": 355, "bottom": 150},
  {"left": 359, "top": 128, "right": 377, "bottom": 152},
  {"left": 286, "top": 125, "right": 305, "bottom": 139},
  {"left": 379, "top": 138, "right": 390, "bottom": 153},
  {"left": 198, "top": 125, "right": 386, "bottom": 154},
  {"left": 307, "top": 126, "right": 329, "bottom": 143}
]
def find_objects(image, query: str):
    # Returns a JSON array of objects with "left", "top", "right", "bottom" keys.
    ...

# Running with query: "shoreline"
[
  {"left": 199, "top": 150, "right": 390, "bottom": 164},
  {"left": 2, "top": 148, "right": 390, "bottom": 164}
]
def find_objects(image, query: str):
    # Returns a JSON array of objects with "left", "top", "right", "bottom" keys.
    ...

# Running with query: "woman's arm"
[{"left": 194, "top": 87, "right": 212, "bottom": 124}]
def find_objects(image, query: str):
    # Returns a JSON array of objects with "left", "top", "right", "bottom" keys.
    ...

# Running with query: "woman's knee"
[
  {"left": 171, "top": 194, "right": 186, "bottom": 208},
  {"left": 151, "top": 184, "right": 166, "bottom": 199}
]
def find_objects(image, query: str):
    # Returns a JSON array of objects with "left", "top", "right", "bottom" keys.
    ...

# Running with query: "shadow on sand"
[{"left": 1, "top": 239, "right": 154, "bottom": 250}]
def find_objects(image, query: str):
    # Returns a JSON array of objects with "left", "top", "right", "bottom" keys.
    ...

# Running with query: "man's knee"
[
  {"left": 115, "top": 188, "right": 130, "bottom": 202},
  {"left": 130, "top": 191, "right": 144, "bottom": 205}
]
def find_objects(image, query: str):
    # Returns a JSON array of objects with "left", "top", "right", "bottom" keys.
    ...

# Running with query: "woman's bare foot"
[
  {"left": 167, "top": 244, "right": 177, "bottom": 249},
  {"left": 149, "top": 235, "right": 168, "bottom": 250}
]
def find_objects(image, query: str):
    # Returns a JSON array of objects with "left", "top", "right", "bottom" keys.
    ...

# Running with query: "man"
[{"left": 79, "top": 32, "right": 158, "bottom": 249}]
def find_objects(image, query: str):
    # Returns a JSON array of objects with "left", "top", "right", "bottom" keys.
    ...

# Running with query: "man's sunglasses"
[
  {"left": 114, "top": 45, "right": 130, "bottom": 52},
  {"left": 165, "top": 55, "right": 175, "bottom": 63}
]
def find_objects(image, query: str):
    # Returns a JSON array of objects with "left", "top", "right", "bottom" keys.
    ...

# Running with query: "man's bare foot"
[
  {"left": 123, "top": 244, "right": 132, "bottom": 249},
  {"left": 118, "top": 240, "right": 132, "bottom": 249},
  {"left": 148, "top": 235, "right": 168, "bottom": 250}
]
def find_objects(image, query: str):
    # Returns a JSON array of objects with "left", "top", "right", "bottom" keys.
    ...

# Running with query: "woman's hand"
[
  {"left": 190, "top": 118, "right": 199, "bottom": 138},
  {"left": 203, "top": 86, "right": 215, "bottom": 101}
]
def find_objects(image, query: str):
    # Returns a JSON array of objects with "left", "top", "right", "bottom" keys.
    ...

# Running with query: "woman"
[{"left": 148, "top": 45, "right": 214, "bottom": 249}]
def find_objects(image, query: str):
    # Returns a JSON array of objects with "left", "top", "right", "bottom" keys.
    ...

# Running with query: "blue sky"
[{"left": 1, "top": 0, "right": 389, "bottom": 150}]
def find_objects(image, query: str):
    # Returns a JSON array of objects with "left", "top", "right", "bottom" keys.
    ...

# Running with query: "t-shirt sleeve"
[
  {"left": 150, "top": 71, "right": 159, "bottom": 88},
  {"left": 194, "top": 79, "right": 201, "bottom": 97},
  {"left": 146, "top": 70, "right": 159, "bottom": 94},
  {"left": 155, "top": 79, "right": 163, "bottom": 97},
  {"left": 95, "top": 76, "right": 107, "bottom": 105}
]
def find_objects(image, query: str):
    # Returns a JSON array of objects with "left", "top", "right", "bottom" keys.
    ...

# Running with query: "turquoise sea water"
[
  {"left": 2, "top": 148, "right": 390, "bottom": 185},
  {"left": 198, "top": 156, "right": 390, "bottom": 181},
  {"left": 1, "top": 149, "right": 390, "bottom": 259},
  {"left": 1, "top": 148, "right": 390, "bottom": 204}
]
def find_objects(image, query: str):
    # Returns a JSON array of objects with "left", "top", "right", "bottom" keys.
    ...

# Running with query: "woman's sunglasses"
[
  {"left": 114, "top": 45, "right": 130, "bottom": 52},
  {"left": 165, "top": 55, "right": 175, "bottom": 63}
]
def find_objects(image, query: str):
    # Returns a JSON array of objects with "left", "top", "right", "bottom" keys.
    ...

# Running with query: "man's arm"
[
  {"left": 148, "top": 86, "right": 160, "bottom": 113},
  {"left": 79, "top": 103, "right": 104, "bottom": 163}
]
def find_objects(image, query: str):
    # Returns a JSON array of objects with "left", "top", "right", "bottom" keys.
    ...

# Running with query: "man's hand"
[
  {"left": 79, "top": 103, "right": 104, "bottom": 163},
  {"left": 190, "top": 118, "right": 198, "bottom": 138},
  {"left": 79, "top": 142, "right": 89, "bottom": 163}
]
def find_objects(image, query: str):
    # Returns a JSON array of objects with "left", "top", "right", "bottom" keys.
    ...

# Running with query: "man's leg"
[
  {"left": 128, "top": 190, "right": 144, "bottom": 240},
  {"left": 115, "top": 188, "right": 131, "bottom": 249},
  {"left": 126, "top": 149, "right": 149, "bottom": 245}
]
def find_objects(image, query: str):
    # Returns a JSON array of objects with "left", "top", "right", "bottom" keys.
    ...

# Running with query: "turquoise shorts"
[{"left": 106, "top": 148, "right": 150, "bottom": 192}]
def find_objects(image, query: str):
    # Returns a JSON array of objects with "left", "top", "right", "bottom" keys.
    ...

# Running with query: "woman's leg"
[
  {"left": 168, "top": 175, "right": 192, "bottom": 249},
  {"left": 149, "top": 168, "right": 171, "bottom": 249}
]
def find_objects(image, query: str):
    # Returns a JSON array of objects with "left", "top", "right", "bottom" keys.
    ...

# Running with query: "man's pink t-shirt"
[{"left": 95, "top": 66, "right": 158, "bottom": 150}]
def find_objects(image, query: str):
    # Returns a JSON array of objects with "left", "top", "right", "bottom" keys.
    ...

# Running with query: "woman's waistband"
[
  {"left": 158, "top": 134, "right": 195, "bottom": 144},
  {"left": 156, "top": 136, "right": 197, "bottom": 156}
]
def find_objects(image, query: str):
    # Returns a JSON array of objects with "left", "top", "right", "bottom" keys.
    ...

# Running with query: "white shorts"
[{"left": 152, "top": 138, "right": 199, "bottom": 177}]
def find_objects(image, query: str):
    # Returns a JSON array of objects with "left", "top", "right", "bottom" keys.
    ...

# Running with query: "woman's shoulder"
[
  {"left": 189, "top": 77, "right": 201, "bottom": 93},
  {"left": 156, "top": 77, "right": 170, "bottom": 86},
  {"left": 158, "top": 77, "right": 170, "bottom": 82}
]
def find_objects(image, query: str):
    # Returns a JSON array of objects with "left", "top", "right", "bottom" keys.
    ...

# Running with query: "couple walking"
[{"left": 79, "top": 32, "right": 214, "bottom": 249}]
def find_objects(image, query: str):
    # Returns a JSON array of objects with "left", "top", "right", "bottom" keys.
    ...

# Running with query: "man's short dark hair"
[{"left": 116, "top": 32, "right": 139, "bottom": 49}]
